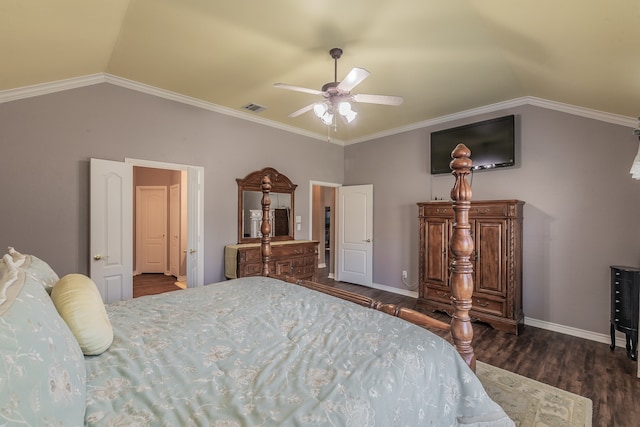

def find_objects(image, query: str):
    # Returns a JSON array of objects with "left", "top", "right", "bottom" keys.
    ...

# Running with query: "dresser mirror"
[{"left": 237, "top": 167, "right": 297, "bottom": 244}]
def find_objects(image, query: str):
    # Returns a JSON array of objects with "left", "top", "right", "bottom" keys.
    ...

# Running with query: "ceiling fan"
[{"left": 274, "top": 48, "right": 403, "bottom": 126}]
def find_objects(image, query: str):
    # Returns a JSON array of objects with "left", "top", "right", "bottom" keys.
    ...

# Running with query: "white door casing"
[
  {"left": 90, "top": 158, "right": 133, "bottom": 303},
  {"left": 308, "top": 180, "right": 342, "bottom": 277},
  {"left": 169, "top": 184, "right": 180, "bottom": 278},
  {"left": 136, "top": 186, "right": 167, "bottom": 273},
  {"left": 336, "top": 184, "right": 373, "bottom": 286},
  {"left": 125, "top": 159, "right": 204, "bottom": 288}
]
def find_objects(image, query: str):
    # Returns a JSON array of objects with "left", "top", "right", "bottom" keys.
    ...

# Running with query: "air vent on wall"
[{"left": 242, "top": 103, "right": 267, "bottom": 113}]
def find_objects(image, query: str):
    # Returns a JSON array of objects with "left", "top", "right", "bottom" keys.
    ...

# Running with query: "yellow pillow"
[{"left": 51, "top": 274, "right": 113, "bottom": 355}]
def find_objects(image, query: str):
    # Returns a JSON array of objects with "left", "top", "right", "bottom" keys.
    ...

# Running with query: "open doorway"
[
  {"left": 133, "top": 167, "right": 187, "bottom": 296},
  {"left": 310, "top": 182, "right": 339, "bottom": 279}
]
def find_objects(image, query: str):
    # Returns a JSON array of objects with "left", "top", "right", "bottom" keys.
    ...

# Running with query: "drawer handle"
[
  {"left": 477, "top": 209, "right": 490, "bottom": 214},
  {"left": 436, "top": 291, "right": 449, "bottom": 298},
  {"left": 615, "top": 318, "right": 620, "bottom": 322},
  {"left": 616, "top": 300, "right": 620, "bottom": 303},
  {"left": 476, "top": 299, "right": 490, "bottom": 307}
]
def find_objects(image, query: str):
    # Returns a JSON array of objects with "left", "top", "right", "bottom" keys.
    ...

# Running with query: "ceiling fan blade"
[
  {"left": 351, "top": 93, "right": 404, "bottom": 106},
  {"left": 288, "top": 103, "right": 315, "bottom": 118},
  {"left": 337, "top": 67, "right": 370, "bottom": 92},
  {"left": 274, "top": 83, "right": 323, "bottom": 96}
]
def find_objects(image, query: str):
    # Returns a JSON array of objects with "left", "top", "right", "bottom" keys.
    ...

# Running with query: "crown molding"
[
  {"left": 0, "top": 74, "right": 107, "bottom": 104},
  {"left": 1, "top": 73, "right": 634, "bottom": 145},
  {"left": 345, "top": 97, "right": 638, "bottom": 145}
]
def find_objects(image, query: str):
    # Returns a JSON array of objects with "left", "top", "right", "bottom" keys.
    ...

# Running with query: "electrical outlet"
[{"left": 402, "top": 270, "right": 407, "bottom": 279}]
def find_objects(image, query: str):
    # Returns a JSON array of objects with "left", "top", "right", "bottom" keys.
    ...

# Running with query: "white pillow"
[{"left": 51, "top": 274, "right": 114, "bottom": 355}]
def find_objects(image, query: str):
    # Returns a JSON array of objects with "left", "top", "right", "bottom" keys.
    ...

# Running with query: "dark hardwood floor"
[
  {"left": 133, "top": 273, "right": 183, "bottom": 298},
  {"left": 134, "top": 269, "right": 640, "bottom": 426}
]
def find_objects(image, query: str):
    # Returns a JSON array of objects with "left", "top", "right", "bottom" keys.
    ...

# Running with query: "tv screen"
[{"left": 430, "top": 115, "right": 515, "bottom": 174}]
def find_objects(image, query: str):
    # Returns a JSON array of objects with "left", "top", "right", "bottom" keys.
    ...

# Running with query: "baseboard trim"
[
  {"left": 365, "top": 282, "right": 418, "bottom": 299},
  {"left": 360, "top": 284, "right": 627, "bottom": 348},
  {"left": 524, "top": 317, "right": 627, "bottom": 348}
]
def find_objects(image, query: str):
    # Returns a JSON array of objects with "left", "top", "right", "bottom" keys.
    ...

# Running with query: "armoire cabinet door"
[
  {"left": 474, "top": 219, "right": 508, "bottom": 297},
  {"left": 423, "top": 218, "right": 449, "bottom": 289}
]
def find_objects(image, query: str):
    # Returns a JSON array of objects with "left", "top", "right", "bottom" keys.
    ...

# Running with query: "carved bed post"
[
  {"left": 260, "top": 174, "right": 272, "bottom": 276},
  {"left": 449, "top": 144, "right": 476, "bottom": 371}
]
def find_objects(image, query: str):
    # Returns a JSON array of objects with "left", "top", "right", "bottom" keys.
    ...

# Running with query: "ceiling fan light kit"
[{"left": 274, "top": 47, "right": 403, "bottom": 129}]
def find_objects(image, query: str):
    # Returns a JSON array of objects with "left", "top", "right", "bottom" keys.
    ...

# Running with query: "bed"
[{"left": 0, "top": 144, "right": 514, "bottom": 426}]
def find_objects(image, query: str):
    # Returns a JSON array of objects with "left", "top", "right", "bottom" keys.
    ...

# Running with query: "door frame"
[
  {"left": 126, "top": 158, "right": 204, "bottom": 288},
  {"left": 308, "top": 181, "right": 341, "bottom": 277},
  {"left": 169, "top": 183, "right": 183, "bottom": 280},
  {"left": 309, "top": 181, "right": 375, "bottom": 285}
]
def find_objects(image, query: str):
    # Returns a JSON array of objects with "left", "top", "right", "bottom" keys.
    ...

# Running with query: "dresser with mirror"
[{"left": 225, "top": 167, "right": 319, "bottom": 281}]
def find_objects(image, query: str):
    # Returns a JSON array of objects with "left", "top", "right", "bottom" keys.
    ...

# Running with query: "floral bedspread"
[{"left": 84, "top": 276, "right": 513, "bottom": 426}]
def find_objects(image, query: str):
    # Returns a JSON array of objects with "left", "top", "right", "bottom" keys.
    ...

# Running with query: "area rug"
[{"left": 476, "top": 361, "right": 592, "bottom": 427}]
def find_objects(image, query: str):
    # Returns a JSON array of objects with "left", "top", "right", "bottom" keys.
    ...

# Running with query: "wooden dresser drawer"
[
  {"left": 228, "top": 240, "right": 319, "bottom": 281},
  {"left": 272, "top": 243, "right": 316, "bottom": 257},
  {"left": 275, "top": 260, "right": 292, "bottom": 276},
  {"left": 419, "top": 204, "right": 452, "bottom": 217},
  {"left": 238, "top": 247, "right": 261, "bottom": 263},
  {"left": 425, "top": 286, "right": 452, "bottom": 303},
  {"left": 468, "top": 204, "right": 512, "bottom": 217},
  {"left": 419, "top": 201, "right": 521, "bottom": 219},
  {"left": 241, "top": 262, "right": 263, "bottom": 277},
  {"left": 472, "top": 296, "right": 506, "bottom": 317}
]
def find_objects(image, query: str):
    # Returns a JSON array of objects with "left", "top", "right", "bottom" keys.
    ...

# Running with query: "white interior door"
[
  {"left": 336, "top": 184, "right": 373, "bottom": 286},
  {"left": 186, "top": 166, "right": 204, "bottom": 288},
  {"left": 136, "top": 186, "right": 167, "bottom": 273},
  {"left": 90, "top": 158, "right": 133, "bottom": 303}
]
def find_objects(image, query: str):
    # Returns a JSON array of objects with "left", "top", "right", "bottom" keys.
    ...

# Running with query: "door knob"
[
  {"left": 93, "top": 254, "right": 106, "bottom": 260},
  {"left": 189, "top": 249, "right": 197, "bottom": 254},
  {"left": 363, "top": 239, "right": 371, "bottom": 243}
]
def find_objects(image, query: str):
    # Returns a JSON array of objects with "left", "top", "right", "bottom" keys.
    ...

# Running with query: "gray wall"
[
  {"left": 3, "top": 82, "right": 639, "bottom": 337},
  {"left": 345, "top": 104, "right": 640, "bottom": 335},
  {"left": 0, "top": 83, "right": 344, "bottom": 283}
]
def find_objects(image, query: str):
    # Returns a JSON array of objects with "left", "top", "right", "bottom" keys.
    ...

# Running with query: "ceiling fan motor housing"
[
  {"left": 321, "top": 81, "right": 341, "bottom": 95},
  {"left": 329, "top": 48, "right": 343, "bottom": 60}
]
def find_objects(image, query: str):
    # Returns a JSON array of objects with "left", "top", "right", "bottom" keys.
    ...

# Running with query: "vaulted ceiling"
[{"left": 2, "top": 0, "right": 639, "bottom": 142}]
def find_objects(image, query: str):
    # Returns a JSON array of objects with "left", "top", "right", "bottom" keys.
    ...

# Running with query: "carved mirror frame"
[{"left": 237, "top": 167, "right": 297, "bottom": 244}]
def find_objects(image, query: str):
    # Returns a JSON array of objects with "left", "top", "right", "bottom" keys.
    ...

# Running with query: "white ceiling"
[{"left": 2, "top": 0, "right": 639, "bottom": 142}]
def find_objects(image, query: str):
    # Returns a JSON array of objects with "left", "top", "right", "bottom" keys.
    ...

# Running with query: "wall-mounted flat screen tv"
[{"left": 430, "top": 115, "right": 515, "bottom": 174}]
